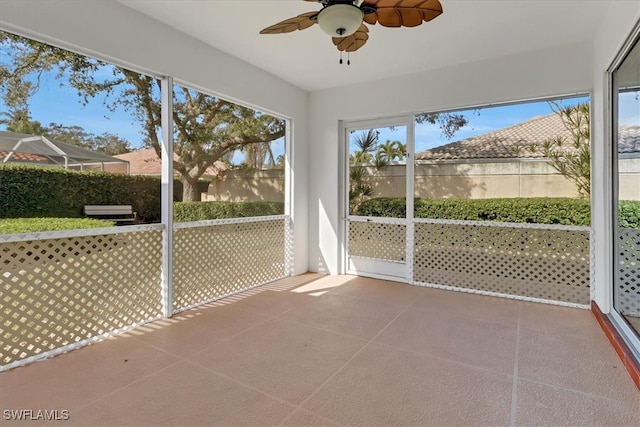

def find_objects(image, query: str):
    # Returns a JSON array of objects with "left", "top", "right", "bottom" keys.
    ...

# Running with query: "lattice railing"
[
  {"left": 413, "top": 220, "right": 590, "bottom": 305},
  {"left": 172, "top": 216, "right": 286, "bottom": 312},
  {"left": 616, "top": 228, "right": 640, "bottom": 315},
  {"left": 1, "top": 226, "right": 163, "bottom": 368},
  {"left": 348, "top": 218, "right": 406, "bottom": 262}
]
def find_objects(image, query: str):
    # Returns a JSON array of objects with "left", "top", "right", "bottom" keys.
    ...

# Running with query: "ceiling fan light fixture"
[{"left": 317, "top": 4, "right": 364, "bottom": 37}]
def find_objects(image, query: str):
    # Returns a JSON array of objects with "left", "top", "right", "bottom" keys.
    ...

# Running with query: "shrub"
[
  {"left": 354, "top": 197, "right": 406, "bottom": 218},
  {"left": 174, "top": 201, "right": 284, "bottom": 222},
  {"left": 0, "top": 165, "right": 162, "bottom": 222},
  {"left": 0, "top": 217, "right": 115, "bottom": 234},
  {"left": 618, "top": 200, "right": 640, "bottom": 229},
  {"left": 356, "top": 197, "right": 593, "bottom": 226}
]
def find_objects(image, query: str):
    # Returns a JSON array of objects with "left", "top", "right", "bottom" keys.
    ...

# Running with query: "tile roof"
[
  {"left": 0, "top": 151, "right": 49, "bottom": 162},
  {"left": 415, "top": 113, "right": 640, "bottom": 161},
  {"left": 113, "top": 147, "right": 226, "bottom": 176},
  {"left": 619, "top": 125, "right": 640, "bottom": 154}
]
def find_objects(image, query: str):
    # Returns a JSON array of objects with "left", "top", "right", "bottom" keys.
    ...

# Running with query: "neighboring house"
[
  {"left": 112, "top": 147, "right": 226, "bottom": 178},
  {"left": 619, "top": 125, "right": 640, "bottom": 156},
  {"left": 416, "top": 113, "right": 579, "bottom": 161},
  {"left": 112, "top": 147, "right": 285, "bottom": 203},
  {"left": 363, "top": 113, "right": 639, "bottom": 200},
  {"left": 0, "top": 131, "right": 129, "bottom": 171}
]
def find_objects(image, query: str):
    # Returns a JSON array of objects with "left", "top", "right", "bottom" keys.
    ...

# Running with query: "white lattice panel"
[
  {"left": 413, "top": 222, "right": 590, "bottom": 304},
  {"left": 1, "top": 230, "right": 163, "bottom": 366},
  {"left": 348, "top": 221, "right": 406, "bottom": 262},
  {"left": 616, "top": 228, "right": 640, "bottom": 315},
  {"left": 172, "top": 218, "right": 286, "bottom": 311}
]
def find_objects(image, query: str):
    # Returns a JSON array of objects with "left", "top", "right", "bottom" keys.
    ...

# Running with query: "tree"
[
  {"left": 241, "top": 141, "right": 277, "bottom": 169},
  {"left": 525, "top": 102, "right": 590, "bottom": 198},
  {"left": 0, "top": 109, "right": 132, "bottom": 155},
  {"left": 349, "top": 129, "right": 388, "bottom": 214},
  {"left": 0, "top": 30, "right": 284, "bottom": 201},
  {"left": 0, "top": 108, "right": 47, "bottom": 135},
  {"left": 91, "top": 133, "right": 132, "bottom": 155},
  {"left": 377, "top": 139, "right": 405, "bottom": 163},
  {"left": 415, "top": 112, "right": 468, "bottom": 139},
  {"left": 45, "top": 123, "right": 94, "bottom": 149},
  {"left": 348, "top": 115, "right": 468, "bottom": 214}
]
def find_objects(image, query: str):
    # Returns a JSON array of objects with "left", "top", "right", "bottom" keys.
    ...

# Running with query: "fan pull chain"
[
  {"left": 338, "top": 52, "right": 351, "bottom": 66},
  {"left": 339, "top": 51, "right": 343, "bottom": 64}
]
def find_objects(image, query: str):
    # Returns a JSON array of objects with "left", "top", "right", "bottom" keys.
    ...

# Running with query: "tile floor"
[{"left": 1, "top": 274, "right": 638, "bottom": 426}]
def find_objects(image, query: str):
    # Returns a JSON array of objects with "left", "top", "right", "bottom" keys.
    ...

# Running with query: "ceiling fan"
[{"left": 260, "top": 0, "right": 443, "bottom": 56}]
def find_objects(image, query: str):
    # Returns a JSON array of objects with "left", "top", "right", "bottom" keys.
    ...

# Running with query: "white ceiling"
[{"left": 118, "top": 0, "right": 613, "bottom": 92}]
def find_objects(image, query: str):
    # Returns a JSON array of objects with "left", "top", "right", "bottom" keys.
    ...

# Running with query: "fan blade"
[
  {"left": 332, "top": 24, "right": 369, "bottom": 52},
  {"left": 362, "top": 0, "right": 443, "bottom": 28},
  {"left": 260, "top": 11, "right": 318, "bottom": 34}
]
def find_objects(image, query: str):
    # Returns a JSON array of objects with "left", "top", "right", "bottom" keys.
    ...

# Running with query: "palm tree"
[
  {"left": 351, "top": 129, "right": 378, "bottom": 163},
  {"left": 0, "top": 108, "right": 46, "bottom": 135},
  {"left": 241, "top": 141, "right": 276, "bottom": 169},
  {"left": 349, "top": 129, "right": 386, "bottom": 213},
  {"left": 350, "top": 151, "right": 373, "bottom": 165},
  {"left": 393, "top": 141, "right": 406, "bottom": 160},
  {"left": 377, "top": 139, "right": 406, "bottom": 163}
]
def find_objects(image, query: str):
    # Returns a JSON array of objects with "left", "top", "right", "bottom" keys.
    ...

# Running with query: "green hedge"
[
  {"left": 0, "top": 165, "right": 163, "bottom": 222},
  {"left": 0, "top": 166, "right": 283, "bottom": 226},
  {"left": 356, "top": 197, "right": 640, "bottom": 228},
  {"left": 0, "top": 217, "right": 115, "bottom": 234},
  {"left": 174, "top": 201, "right": 284, "bottom": 222},
  {"left": 357, "top": 197, "right": 604, "bottom": 226},
  {"left": 0, "top": 199, "right": 284, "bottom": 232},
  {"left": 618, "top": 200, "right": 640, "bottom": 229}
]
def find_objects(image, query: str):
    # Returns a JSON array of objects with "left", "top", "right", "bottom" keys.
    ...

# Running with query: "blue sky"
[
  {"left": 414, "top": 96, "right": 590, "bottom": 152},
  {"left": 0, "top": 66, "right": 283, "bottom": 163},
  {"left": 350, "top": 92, "right": 639, "bottom": 155},
  {"left": 1, "top": 66, "right": 637, "bottom": 161},
  {"left": 1, "top": 68, "right": 145, "bottom": 146}
]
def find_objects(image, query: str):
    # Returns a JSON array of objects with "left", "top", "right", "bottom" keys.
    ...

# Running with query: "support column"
[{"left": 161, "top": 77, "right": 174, "bottom": 317}]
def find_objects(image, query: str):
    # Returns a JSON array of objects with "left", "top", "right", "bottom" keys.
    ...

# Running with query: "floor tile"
[
  {"left": 65, "top": 361, "right": 294, "bottom": 426},
  {"left": 375, "top": 303, "right": 518, "bottom": 374},
  {"left": 219, "top": 289, "right": 308, "bottom": 317},
  {"left": 280, "top": 409, "right": 341, "bottom": 427},
  {"left": 515, "top": 378, "right": 640, "bottom": 426},
  {"left": 0, "top": 336, "right": 178, "bottom": 413},
  {"left": 303, "top": 342, "right": 513, "bottom": 427},
  {"left": 2, "top": 275, "right": 638, "bottom": 427},
  {"left": 326, "top": 276, "right": 426, "bottom": 305},
  {"left": 278, "top": 292, "right": 409, "bottom": 340},
  {"left": 413, "top": 286, "right": 521, "bottom": 324},
  {"left": 519, "top": 301, "right": 601, "bottom": 338},
  {"left": 517, "top": 327, "right": 639, "bottom": 401},
  {"left": 132, "top": 303, "right": 270, "bottom": 357},
  {"left": 187, "top": 317, "right": 366, "bottom": 405}
]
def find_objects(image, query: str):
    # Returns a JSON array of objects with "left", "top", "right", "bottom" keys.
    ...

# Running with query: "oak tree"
[{"left": 0, "top": 31, "right": 285, "bottom": 201}]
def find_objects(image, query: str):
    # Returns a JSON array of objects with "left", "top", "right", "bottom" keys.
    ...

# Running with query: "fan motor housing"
[{"left": 317, "top": 4, "right": 364, "bottom": 37}]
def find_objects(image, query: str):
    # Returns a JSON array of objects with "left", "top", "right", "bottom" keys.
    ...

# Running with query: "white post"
[
  {"left": 405, "top": 116, "right": 415, "bottom": 283},
  {"left": 284, "top": 119, "right": 293, "bottom": 276},
  {"left": 161, "top": 77, "right": 174, "bottom": 317}
]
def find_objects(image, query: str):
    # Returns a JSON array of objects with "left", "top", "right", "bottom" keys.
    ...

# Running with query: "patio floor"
[{"left": 1, "top": 274, "right": 638, "bottom": 426}]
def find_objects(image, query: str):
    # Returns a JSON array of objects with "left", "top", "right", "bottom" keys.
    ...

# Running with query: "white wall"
[
  {"left": 0, "top": 0, "right": 310, "bottom": 274},
  {"left": 309, "top": 41, "right": 595, "bottom": 274},
  {"left": 591, "top": 3, "right": 640, "bottom": 312}
]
